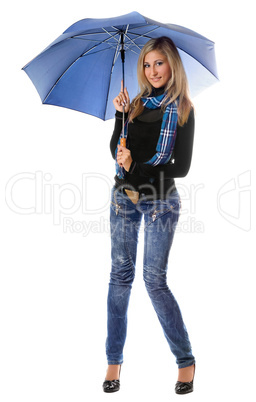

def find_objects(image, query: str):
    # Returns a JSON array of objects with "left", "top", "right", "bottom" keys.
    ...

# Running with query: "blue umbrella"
[{"left": 22, "top": 11, "right": 218, "bottom": 121}]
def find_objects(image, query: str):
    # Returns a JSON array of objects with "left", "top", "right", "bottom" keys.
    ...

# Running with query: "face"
[{"left": 144, "top": 50, "right": 172, "bottom": 88}]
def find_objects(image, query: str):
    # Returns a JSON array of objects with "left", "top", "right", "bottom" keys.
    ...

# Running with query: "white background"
[{"left": 1, "top": 1, "right": 255, "bottom": 401}]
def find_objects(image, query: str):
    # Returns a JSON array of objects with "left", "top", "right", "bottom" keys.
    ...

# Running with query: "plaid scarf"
[{"left": 115, "top": 93, "right": 178, "bottom": 179}]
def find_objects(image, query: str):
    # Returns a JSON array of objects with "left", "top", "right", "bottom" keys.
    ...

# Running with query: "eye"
[
  {"left": 156, "top": 61, "right": 163, "bottom": 66},
  {"left": 144, "top": 63, "right": 150, "bottom": 68}
]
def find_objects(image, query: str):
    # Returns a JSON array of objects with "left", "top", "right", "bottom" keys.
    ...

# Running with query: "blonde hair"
[{"left": 129, "top": 36, "right": 193, "bottom": 126}]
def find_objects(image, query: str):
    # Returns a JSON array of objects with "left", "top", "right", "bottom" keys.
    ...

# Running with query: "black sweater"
[{"left": 110, "top": 99, "right": 195, "bottom": 199}]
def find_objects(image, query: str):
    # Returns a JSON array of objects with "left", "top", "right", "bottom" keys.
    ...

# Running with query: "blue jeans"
[{"left": 106, "top": 187, "right": 195, "bottom": 369}]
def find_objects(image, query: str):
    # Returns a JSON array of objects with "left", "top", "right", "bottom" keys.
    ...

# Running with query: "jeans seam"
[{"left": 123, "top": 206, "right": 136, "bottom": 278}]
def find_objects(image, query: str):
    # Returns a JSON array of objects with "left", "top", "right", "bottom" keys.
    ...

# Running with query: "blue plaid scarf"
[{"left": 115, "top": 93, "right": 178, "bottom": 179}]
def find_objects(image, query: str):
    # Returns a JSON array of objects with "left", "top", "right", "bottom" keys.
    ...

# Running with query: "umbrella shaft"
[{"left": 121, "top": 32, "right": 126, "bottom": 141}]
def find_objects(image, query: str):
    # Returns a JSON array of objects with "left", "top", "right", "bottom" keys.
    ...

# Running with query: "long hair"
[{"left": 129, "top": 36, "right": 193, "bottom": 126}]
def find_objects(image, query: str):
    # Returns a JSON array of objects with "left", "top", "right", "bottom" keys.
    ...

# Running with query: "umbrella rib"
[
  {"left": 123, "top": 33, "right": 142, "bottom": 52},
  {"left": 43, "top": 35, "right": 119, "bottom": 103},
  {"left": 76, "top": 33, "right": 121, "bottom": 55},
  {"left": 70, "top": 25, "right": 159, "bottom": 55},
  {"left": 103, "top": 25, "right": 130, "bottom": 120},
  {"left": 102, "top": 27, "right": 120, "bottom": 43},
  {"left": 113, "top": 24, "right": 129, "bottom": 64},
  {"left": 103, "top": 33, "right": 123, "bottom": 120},
  {"left": 81, "top": 42, "right": 117, "bottom": 56},
  {"left": 128, "top": 25, "right": 160, "bottom": 36},
  {"left": 71, "top": 24, "right": 158, "bottom": 46},
  {"left": 111, "top": 24, "right": 130, "bottom": 72},
  {"left": 124, "top": 26, "right": 160, "bottom": 41},
  {"left": 123, "top": 34, "right": 144, "bottom": 55},
  {"left": 72, "top": 26, "right": 120, "bottom": 43},
  {"left": 109, "top": 33, "right": 121, "bottom": 72}
]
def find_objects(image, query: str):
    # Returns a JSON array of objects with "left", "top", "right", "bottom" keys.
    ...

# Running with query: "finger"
[
  {"left": 121, "top": 79, "right": 124, "bottom": 93},
  {"left": 116, "top": 93, "right": 126, "bottom": 107},
  {"left": 124, "top": 87, "right": 129, "bottom": 100},
  {"left": 119, "top": 95, "right": 126, "bottom": 106},
  {"left": 120, "top": 91, "right": 127, "bottom": 101},
  {"left": 114, "top": 96, "right": 122, "bottom": 106}
]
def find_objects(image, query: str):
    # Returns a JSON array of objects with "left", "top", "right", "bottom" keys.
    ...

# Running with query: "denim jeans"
[{"left": 106, "top": 187, "right": 195, "bottom": 369}]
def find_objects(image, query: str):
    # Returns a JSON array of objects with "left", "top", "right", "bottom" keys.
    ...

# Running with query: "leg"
[
  {"left": 106, "top": 189, "right": 142, "bottom": 366},
  {"left": 143, "top": 192, "right": 195, "bottom": 369}
]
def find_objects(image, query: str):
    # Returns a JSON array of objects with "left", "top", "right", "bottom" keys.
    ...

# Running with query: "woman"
[{"left": 103, "top": 36, "right": 196, "bottom": 395}]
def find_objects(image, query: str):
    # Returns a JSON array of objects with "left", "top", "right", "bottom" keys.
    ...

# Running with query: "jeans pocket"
[
  {"left": 110, "top": 189, "right": 135, "bottom": 218},
  {"left": 148, "top": 197, "right": 180, "bottom": 225},
  {"left": 110, "top": 190, "right": 124, "bottom": 217}
]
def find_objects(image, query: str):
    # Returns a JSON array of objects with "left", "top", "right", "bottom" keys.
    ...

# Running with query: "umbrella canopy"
[{"left": 22, "top": 11, "right": 218, "bottom": 121}]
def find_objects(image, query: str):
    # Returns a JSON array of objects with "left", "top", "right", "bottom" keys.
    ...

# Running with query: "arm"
[{"left": 129, "top": 108, "right": 195, "bottom": 178}]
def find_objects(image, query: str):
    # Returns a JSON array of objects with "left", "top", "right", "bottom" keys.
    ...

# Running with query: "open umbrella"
[{"left": 22, "top": 11, "right": 218, "bottom": 123}]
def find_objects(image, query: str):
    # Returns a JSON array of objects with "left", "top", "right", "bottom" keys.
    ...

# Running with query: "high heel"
[
  {"left": 102, "top": 365, "right": 121, "bottom": 393},
  {"left": 175, "top": 364, "right": 195, "bottom": 395}
]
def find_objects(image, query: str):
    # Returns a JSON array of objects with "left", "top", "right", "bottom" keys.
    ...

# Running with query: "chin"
[{"left": 151, "top": 81, "right": 163, "bottom": 88}]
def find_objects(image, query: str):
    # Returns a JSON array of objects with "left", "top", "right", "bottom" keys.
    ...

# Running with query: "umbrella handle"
[{"left": 120, "top": 138, "right": 126, "bottom": 147}]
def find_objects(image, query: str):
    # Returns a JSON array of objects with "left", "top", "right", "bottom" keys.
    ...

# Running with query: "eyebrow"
[{"left": 144, "top": 59, "right": 164, "bottom": 64}]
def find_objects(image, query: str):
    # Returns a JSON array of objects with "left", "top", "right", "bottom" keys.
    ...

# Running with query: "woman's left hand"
[{"left": 117, "top": 145, "right": 133, "bottom": 172}]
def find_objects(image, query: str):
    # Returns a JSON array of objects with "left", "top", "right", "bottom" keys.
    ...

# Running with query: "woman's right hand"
[{"left": 113, "top": 80, "right": 130, "bottom": 113}]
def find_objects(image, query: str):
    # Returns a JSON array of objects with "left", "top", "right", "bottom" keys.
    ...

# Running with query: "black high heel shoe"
[
  {"left": 175, "top": 364, "right": 195, "bottom": 395},
  {"left": 103, "top": 365, "right": 121, "bottom": 393}
]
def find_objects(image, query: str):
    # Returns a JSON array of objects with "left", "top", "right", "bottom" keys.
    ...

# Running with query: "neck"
[{"left": 151, "top": 86, "right": 165, "bottom": 97}]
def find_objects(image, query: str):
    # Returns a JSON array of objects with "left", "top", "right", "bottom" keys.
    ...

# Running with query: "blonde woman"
[{"left": 103, "top": 37, "right": 195, "bottom": 395}]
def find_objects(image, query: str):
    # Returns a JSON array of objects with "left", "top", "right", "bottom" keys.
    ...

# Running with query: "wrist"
[
  {"left": 128, "top": 160, "right": 136, "bottom": 174},
  {"left": 115, "top": 110, "right": 129, "bottom": 119}
]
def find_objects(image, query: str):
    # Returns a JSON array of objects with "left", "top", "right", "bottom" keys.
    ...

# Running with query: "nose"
[{"left": 151, "top": 65, "right": 157, "bottom": 76}]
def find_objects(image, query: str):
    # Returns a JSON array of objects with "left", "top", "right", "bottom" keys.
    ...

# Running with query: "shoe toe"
[
  {"left": 103, "top": 379, "right": 120, "bottom": 393},
  {"left": 175, "top": 380, "right": 193, "bottom": 394}
]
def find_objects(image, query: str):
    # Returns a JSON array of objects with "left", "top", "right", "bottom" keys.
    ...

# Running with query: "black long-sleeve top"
[{"left": 110, "top": 94, "right": 195, "bottom": 199}]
